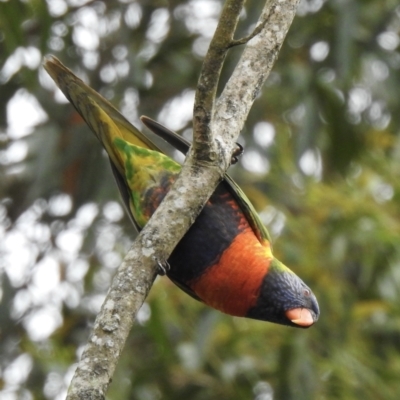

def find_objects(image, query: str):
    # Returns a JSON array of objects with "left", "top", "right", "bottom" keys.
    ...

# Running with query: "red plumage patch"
[{"left": 189, "top": 226, "right": 273, "bottom": 317}]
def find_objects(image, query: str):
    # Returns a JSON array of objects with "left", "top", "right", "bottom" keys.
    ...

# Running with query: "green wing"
[
  {"left": 140, "top": 116, "right": 273, "bottom": 246},
  {"left": 44, "top": 56, "right": 163, "bottom": 232}
]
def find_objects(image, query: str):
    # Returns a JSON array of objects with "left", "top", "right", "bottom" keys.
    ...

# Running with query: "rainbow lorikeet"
[{"left": 44, "top": 56, "right": 319, "bottom": 328}]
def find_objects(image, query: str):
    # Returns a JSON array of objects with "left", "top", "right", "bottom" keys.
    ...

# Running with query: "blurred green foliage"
[{"left": 1, "top": 0, "right": 400, "bottom": 399}]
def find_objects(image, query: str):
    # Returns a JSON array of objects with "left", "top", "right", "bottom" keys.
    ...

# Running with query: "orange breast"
[{"left": 189, "top": 227, "right": 273, "bottom": 317}]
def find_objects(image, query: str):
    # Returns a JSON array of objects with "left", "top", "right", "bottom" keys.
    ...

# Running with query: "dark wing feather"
[
  {"left": 140, "top": 116, "right": 272, "bottom": 245},
  {"left": 109, "top": 161, "right": 141, "bottom": 231}
]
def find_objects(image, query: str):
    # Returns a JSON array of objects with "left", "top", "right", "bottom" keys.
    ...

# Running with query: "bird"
[{"left": 44, "top": 55, "right": 319, "bottom": 328}]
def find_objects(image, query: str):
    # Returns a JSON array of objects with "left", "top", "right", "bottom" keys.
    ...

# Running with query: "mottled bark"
[{"left": 65, "top": 0, "right": 300, "bottom": 398}]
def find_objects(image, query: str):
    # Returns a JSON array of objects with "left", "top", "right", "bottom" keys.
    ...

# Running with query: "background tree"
[{"left": 1, "top": 0, "right": 400, "bottom": 399}]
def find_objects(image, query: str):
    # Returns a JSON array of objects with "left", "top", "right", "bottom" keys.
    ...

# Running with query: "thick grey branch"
[
  {"left": 65, "top": 0, "right": 300, "bottom": 398},
  {"left": 213, "top": 0, "right": 301, "bottom": 149},
  {"left": 192, "top": 0, "right": 244, "bottom": 163}
]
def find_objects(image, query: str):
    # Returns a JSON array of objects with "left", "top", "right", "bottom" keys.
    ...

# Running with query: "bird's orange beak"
[{"left": 286, "top": 308, "right": 315, "bottom": 327}]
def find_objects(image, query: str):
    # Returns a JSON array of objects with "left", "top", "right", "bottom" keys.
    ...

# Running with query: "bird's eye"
[{"left": 303, "top": 289, "right": 311, "bottom": 297}]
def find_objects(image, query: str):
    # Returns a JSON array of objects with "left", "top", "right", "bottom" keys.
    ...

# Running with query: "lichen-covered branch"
[
  {"left": 64, "top": 0, "right": 301, "bottom": 398},
  {"left": 64, "top": 241, "right": 157, "bottom": 400},
  {"left": 213, "top": 0, "right": 301, "bottom": 149}
]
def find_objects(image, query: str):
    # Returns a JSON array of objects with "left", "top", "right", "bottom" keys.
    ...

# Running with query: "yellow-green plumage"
[
  {"left": 113, "top": 137, "right": 181, "bottom": 227},
  {"left": 44, "top": 56, "right": 181, "bottom": 229}
]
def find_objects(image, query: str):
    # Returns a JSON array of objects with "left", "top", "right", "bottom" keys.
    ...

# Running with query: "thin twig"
[{"left": 228, "top": 9, "right": 270, "bottom": 48}]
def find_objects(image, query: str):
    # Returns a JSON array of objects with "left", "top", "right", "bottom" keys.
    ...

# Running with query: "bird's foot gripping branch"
[{"left": 44, "top": 55, "right": 319, "bottom": 328}]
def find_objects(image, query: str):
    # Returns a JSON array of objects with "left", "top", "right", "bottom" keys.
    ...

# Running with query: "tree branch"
[
  {"left": 213, "top": 0, "right": 300, "bottom": 146},
  {"left": 59, "top": 0, "right": 301, "bottom": 398},
  {"left": 192, "top": 0, "right": 244, "bottom": 163}
]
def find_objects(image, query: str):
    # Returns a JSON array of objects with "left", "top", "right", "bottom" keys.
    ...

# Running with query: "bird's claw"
[
  {"left": 157, "top": 260, "right": 170, "bottom": 276},
  {"left": 231, "top": 143, "right": 244, "bottom": 165}
]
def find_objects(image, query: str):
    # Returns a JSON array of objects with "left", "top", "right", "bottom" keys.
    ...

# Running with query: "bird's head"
[{"left": 246, "top": 258, "right": 319, "bottom": 328}]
